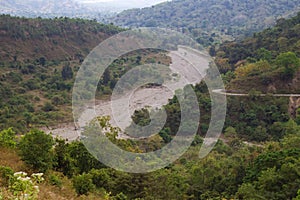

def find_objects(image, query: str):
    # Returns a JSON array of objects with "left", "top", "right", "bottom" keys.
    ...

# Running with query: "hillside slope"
[
  {"left": 0, "top": 15, "right": 123, "bottom": 132},
  {"left": 217, "top": 12, "right": 300, "bottom": 65},
  {"left": 0, "top": 15, "right": 122, "bottom": 63},
  {"left": 215, "top": 12, "right": 300, "bottom": 93},
  {"left": 0, "top": 15, "right": 171, "bottom": 132},
  {"left": 112, "top": 0, "right": 300, "bottom": 39}
]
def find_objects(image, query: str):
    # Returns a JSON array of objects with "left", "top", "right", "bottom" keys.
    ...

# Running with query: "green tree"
[
  {"left": 132, "top": 108, "right": 151, "bottom": 126},
  {"left": 296, "top": 108, "right": 300, "bottom": 125},
  {"left": 276, "top": 52, "right": 300, "bottom": 79},
  {"left": 294, "top": 190, "right": 300, "bottom": 200},
  {"left": 68, "top": 141, "right": 104, "bottom": 174},
  {"left": 61, "top": 64, "right": 73, "bottom": 80},
  {"left": 0, "top": 166, "right": 14, "bottom": 186},
  {"left": 136, "top": 55, "right": 142, "bottom": 64},
  {"left": 257, "top": 48, "right": 272, "bottom": 62},
  {"left": 113, "top": 192, "right": 128, "bottom": 200},
  {"left": 38, "top": 57, "right": 46, "bottom": 66},
  {"left": 209, "top": 45, "right": 216, "bottom": 57},
  {"left": 18, "top": 130, "right": 54, "bottom": 172},
  {"left": 159, "top": 127, "right": 172, "bottom": 143},
  {"left": 0, "top": 128, "right": 16, "bottom": 148},
  {"left": 88, "top": 169, "right": 110, "bottom": 188},
  {"left": 236, "top": 183, "right": 265, "bottom": 199},
  {"left": 42, "top": 102, "right": 55, "bottom": 112},
  {"left": 53, "top": 139, "right": 77, "bottom": 177},
  {"left": 224, "top": 126, "right": 237, "bottom": 138},
  {"left": 102, "top": 69, "right": 111, "bottom": 85}
]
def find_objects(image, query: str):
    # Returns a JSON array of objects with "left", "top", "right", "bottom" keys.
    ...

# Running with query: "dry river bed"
[{"left": 44, "top": 47, "right": 211, "bottom": 141}]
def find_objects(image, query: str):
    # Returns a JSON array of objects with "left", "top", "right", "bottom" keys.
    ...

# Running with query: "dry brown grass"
[{"left": 0, "top": 147, "right": 25, "bottom": 172}]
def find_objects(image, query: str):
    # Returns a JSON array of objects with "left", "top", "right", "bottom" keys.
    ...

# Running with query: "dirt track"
[{"left": 212, "top": 89, "right": 300, "bottom": 97}]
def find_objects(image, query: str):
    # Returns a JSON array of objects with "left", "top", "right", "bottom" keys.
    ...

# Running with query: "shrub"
[
  {"left": 18, "top": 129, "right": 54, "bottom": 172},
  {"left": 9, "top": 171, "right": 44, "bottom": 200},
  {"left": 0, "top": 128, "right": 16, "bottom": 148},
  {"left": 42, "top": 102, "right": 55, "bottom": 112},
  {"left": 72, "top": 173, "right": 95, "bottom": 196},
  {"left": 0, "top": 166, "right": 14, "bottom": 186},
  {"left": 276, "top": 52, "right": 300, "bottom": 80},
  {"left": 113, "top": 192, "right": 128, "bottom": 200},
  {"left": 48, "top": 174, "right": 62, "bottom": 188},
  {"left": 88, "top": 169, "right": 110, "bottom": 188}
]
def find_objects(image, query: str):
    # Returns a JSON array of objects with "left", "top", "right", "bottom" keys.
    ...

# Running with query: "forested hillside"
[
  {"left": 112, "top": 0, "right": 300, "bottom": 41},
  {"left": 0, "top": 15, "right": 122, "bottom": 63},
  {"left": 0, "top": 15, "right": 122, "bottom": 132},
  {"left": 0, "top": 15, "right": 171, "bottom": 133},
  {"left": 215, "top": 12, "right": 300, "bottom": 93}
]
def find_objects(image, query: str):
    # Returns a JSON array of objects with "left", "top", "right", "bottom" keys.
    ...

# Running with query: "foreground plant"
[{"left": 9, "top": 172, "right": 44, "bottom": 200}]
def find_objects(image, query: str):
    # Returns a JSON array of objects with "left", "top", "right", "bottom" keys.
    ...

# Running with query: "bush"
[
  {"left": 18, "top": 129, "right": 54, "bottom": 172},
  {"left": 48, "top": 174, "right": 62, "bottom": 188},
  {"left": 88, "top": 169, "right": 110, "bottom": 188},
  {"left": 9, "top": 172, "right": 43, "bottom": 200},
  {"left": 0, "top": 166, "right": 14, "bottom": 186},
  {"left": 0, "top": 128, "right": 16, "bottom": 148},
  {"left": 51, "top": 95, "right": 65, "bottom": 106},
  {"left": 276, "top": 52, "right": 300, "bottom": 80},
  {"left": 42, "top": 102, "right": 55, "bottom": 112},
  {"left": 72, "top": 173, "right": 95, "bottom": 196},
  {"left": 113, "top": 192, "right": 128, "bottom": 200}
]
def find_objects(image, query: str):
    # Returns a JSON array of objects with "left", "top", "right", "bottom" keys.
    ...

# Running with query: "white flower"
[
  {"left": 34, "top": 185, "right": 39, "bottom": 192},
  {"left": 19, "top": 177, "right": 31, "bottom": 182},
  {"left": 24, "top": 194, "right": 29, "bottom": 200},
  {"left": 31, "top": 173, "right": 44, "bottom": 183},
  {"left": 14, "top": 172, "right": 27, "bottom": 177},
  {"left": 31, "top": 173, "right": 43, "bottom": 177}
]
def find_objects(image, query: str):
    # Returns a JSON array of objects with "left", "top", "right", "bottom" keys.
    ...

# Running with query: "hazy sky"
[{"left": 78, "top": 0, "right": 166, "bottom": 3}]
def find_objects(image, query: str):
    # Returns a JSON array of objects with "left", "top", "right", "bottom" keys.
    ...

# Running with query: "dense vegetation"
[
  {"left": 125, "top": 13, "right": 300, "bottom": 149},
  {"left": 215, "top": 12, "right": 300, "bottom": 93},
  {"left": 216, "top": 12, "right": 300, "bottom": 65},
  {"left": 0, "top": 15, "right": 124, "bottom": 132},
  {"left": 112, "top": 0, "right": 300, "bottom": 45},
  {"left": 1, "top": 120, "right": 300, "bottom": 199},
  {"left": 0, "top": 15, "right": 173, "bottom": 133}
]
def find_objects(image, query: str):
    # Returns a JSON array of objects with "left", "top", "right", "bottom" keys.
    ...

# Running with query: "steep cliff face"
[
  {"left": 289, "top": 96, "right": 300, "bottom": 118},
  {"left": 289, "top": 66, "right": 300, "bottom": 117},
  {"left": 292, "top": 70, "right": 300, "bottom": 90}
]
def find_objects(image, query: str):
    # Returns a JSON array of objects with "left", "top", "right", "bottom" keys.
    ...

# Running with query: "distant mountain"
[
  {"left": 0, "top": 0, "right": 109, "bottom": 19},
  {"left": 0, "top": 0, "right": 169, "bottom": 20},
  {"left": 77, "top": 0, "right": 169, "bottom": 12},
  {"left": 112, "top": 0, "right": 300, "bottom": 39}
]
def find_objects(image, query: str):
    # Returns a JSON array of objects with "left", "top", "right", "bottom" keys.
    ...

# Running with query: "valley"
[
  {"left": 46, "top": 47, "right": 211, "bottom": 140},
  {"left": 0, "top": 1, "right": 300, "bottom": 199}
]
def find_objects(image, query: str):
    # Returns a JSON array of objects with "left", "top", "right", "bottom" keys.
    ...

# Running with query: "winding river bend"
[{"left": 45, "top": 47, "right": 211, "bottom": 141}]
